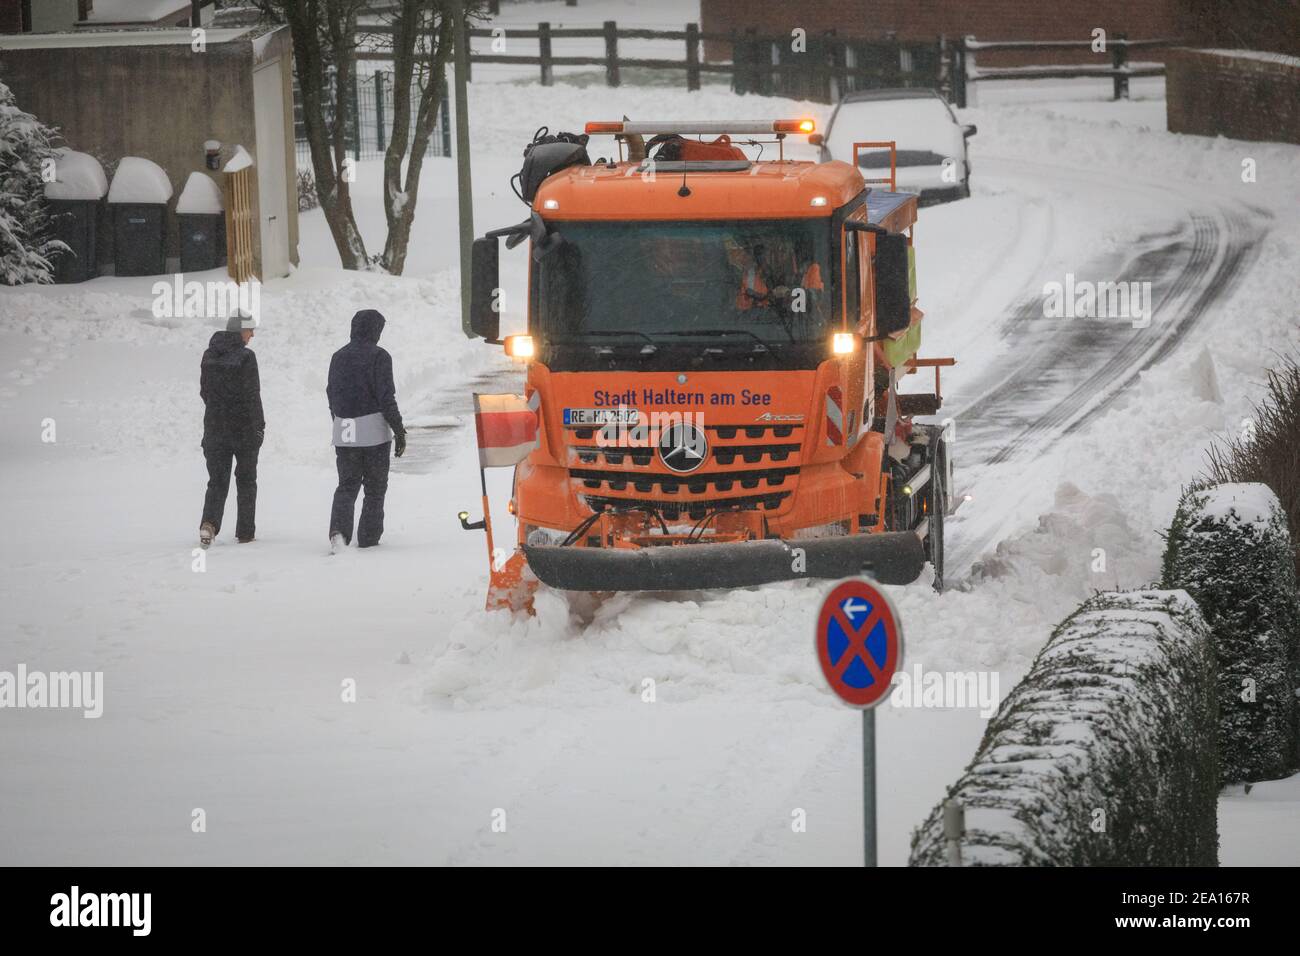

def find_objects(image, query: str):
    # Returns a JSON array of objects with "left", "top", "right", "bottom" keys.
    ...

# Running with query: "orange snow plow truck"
[{"left": 463, "top": 119, "right": 953, "bottom": 607}]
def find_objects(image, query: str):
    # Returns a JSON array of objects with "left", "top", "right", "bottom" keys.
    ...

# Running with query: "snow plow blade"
[{"left": 524, "top": 532, "right": 926, "bottom": 592}]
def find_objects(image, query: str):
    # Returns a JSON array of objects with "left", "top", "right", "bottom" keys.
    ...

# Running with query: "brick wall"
[
  {"left": 701, "top": 0, "right": 1183, "bottom": 64},
  {"left": 1166, "top": 49, "right": 1300, "bottom": 145},
  {"left": 1179, "top": 0, "right": 1300, "bottom": 59}
]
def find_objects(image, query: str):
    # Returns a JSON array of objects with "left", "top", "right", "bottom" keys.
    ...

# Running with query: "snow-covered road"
[
  {"left": 938, "top": 157, "right": 1266, "bottom": 579},
  {"left": 1, "top": 79, "right": 1297, "bottom": 865}
]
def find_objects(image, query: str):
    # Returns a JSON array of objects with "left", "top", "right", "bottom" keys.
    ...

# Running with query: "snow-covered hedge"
[
  {"left": 909, "top": 590, "right": 1218, "bottom": 866},
  {"left": 1161, "top": 482, "right": 1300, "bottom": 783}
]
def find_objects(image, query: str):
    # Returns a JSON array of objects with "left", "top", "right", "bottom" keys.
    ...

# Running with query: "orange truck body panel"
[{"left": 535, "top": 159, "right": 868, "bottom": 222}]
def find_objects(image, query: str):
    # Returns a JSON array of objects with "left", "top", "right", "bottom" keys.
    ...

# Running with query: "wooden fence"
[
  {"left": 952, "top": 35, "right": 1185, "bottom": 106},
  {"left": 224, "top": 167, "right": 256, "bottom": 283},
  {"left": 363, "top": 21, "right": 941, "bottom": 103},
  {"left": 352, "top": 22, "right": 1186, "bottom": 108}
]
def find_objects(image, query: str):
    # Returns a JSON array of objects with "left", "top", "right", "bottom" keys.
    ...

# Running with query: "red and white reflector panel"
[
  {"left": 825, "top": 386, "right": 845, "bottom": 446},
  {"left": 474, "top": 392, "right": 540, "bottom": 468}
]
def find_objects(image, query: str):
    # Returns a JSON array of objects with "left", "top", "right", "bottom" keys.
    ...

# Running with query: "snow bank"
[
  {"left": 44, "top": 150, "right": 108, "bottom": 201},
  {"left": 909, "top": 590, "right": 1219, "bottom": 866},
  {"left": 106, "top": 157, "right": 173, "bottom": 204},
  {"left": 176, "top": 172, "right": 224, "bottom": 215},
  {"left": 1161, "top": 482, "right": 1300, "bottom": 783}
]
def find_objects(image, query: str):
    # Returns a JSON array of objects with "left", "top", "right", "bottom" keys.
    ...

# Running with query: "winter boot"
[{"left": 200, "top": 522, "right": 215, "bottom": 549}]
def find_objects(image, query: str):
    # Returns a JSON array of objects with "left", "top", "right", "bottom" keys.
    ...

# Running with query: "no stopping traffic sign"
[{"left": 815, "top": 578, "right": 904, "bottom": 709}]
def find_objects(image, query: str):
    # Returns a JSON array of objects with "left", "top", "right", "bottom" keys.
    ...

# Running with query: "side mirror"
[
  {"left": 961, "top": 124, "right": 977, "bottom": 138},
  {"left": 873, "top": 232, "right": 912, "bottom": 337},
  {"left": 807, "top": 133, "right": 825, "bottom": 147},
  {"left": 470, "top": 236, "right": 500, "bottom": 342}
]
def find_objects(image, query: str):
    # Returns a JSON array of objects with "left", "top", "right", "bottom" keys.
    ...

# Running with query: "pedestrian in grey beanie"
[{"left": 198, "top": 309, "right": 264, "bottom": 548}]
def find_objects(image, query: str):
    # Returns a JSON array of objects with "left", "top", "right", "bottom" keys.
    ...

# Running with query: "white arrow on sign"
[{"left": 842, "top": 598, "right": 868, "bottom": 622}]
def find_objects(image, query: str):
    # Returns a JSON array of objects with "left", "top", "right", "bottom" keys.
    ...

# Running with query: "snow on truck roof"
[
  {"left": 533, "top": 159, "right": 873, "bottom": 221},
  {"left": 865, "top": 189, "right": 920, "bottom": 227}
]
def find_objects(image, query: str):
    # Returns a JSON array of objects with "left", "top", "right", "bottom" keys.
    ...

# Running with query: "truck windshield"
[{"left": 533, "top": 219, "right": 834, "bottom": 353}]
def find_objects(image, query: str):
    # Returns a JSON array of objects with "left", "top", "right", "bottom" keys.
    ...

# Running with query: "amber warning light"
[{"left": 584, "top": 119, "right": 815, "bottom": 136}]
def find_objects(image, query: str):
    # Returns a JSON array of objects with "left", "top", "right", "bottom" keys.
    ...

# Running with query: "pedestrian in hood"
[
  {"left": 327, "top": 309, "right": 406, "bottom": 551},
  {"left": 199, "top": 310, "right": 264, "bottom": 547}
]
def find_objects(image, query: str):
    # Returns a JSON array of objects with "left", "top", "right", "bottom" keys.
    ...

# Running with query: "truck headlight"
[{"left": 505, "top": 334, "right": 535, "bottom": 359}]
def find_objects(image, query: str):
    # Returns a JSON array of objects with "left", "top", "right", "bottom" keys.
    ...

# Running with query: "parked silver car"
[{"left": 819, "top": 88, "right": 976, "bottom": 204}]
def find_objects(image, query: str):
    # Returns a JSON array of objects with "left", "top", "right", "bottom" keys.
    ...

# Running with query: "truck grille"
[
  {"left": 565, "top": 422, "right": 806, "bottom": 519},
  {"left": 571, "top": 443, "right": 799, "bottom": 468},
  {"left": 583, "top": 491, "right": 791, "bottom": 521},
  {"left": 571, "top": 466, "right": 797, "bottom": 495}
]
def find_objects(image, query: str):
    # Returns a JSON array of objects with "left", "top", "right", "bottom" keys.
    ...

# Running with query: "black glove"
[{"left": 394, "top": 428, "right": 407, "bottom": 458}]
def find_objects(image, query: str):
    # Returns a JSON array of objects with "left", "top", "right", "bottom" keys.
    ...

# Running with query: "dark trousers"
[
  {"left": 331, "top": 443, "right": 391, "bottom": 547},
  {"left": 202, "top": 440, "right": 259, "bottom": 540}
]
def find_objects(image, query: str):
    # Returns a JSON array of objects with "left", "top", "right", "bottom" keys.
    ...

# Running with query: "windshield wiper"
[
  {"left": 550, "top": 330, "right": 659, "bottom": 354},
  {"left": 742, "top": 293, "right": 799, "bottom": 343},
  {"left": 658, "top": 329, "right": 789, "bottom": 366}
]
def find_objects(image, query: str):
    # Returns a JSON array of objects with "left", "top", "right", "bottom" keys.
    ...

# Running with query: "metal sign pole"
[
  {"left": 815, "top": 579, "right": 900, "bottom": 870},
  {"left": 451, "top": 0, "right": 475, "bottom": 337},
  {"left": 863, "top": 708, "right": 876, "bottom": 867}
]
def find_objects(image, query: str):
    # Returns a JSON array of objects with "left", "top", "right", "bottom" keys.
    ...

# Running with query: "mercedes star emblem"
[{"left": 658, "top": 421, "right": 709, "bottom": 474}]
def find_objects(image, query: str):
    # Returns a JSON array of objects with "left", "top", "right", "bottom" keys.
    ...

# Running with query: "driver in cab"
[{"left": 733, "top": 240, "right": 823, "bottom": 312}]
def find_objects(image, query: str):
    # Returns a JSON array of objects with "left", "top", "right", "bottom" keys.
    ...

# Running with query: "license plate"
[{"left": 563, "top": 407, "right": 640, "bottom": 426}]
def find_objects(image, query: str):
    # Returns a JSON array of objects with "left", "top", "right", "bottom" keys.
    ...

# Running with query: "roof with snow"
[
  {"left": 0, "top": 27, "right": 252, "bottom": 50},
  {"left": 82, "top": 0, "right": 193, "bottom": 25}
]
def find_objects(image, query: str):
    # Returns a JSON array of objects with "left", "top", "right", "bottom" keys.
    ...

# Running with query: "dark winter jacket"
[
  {"left": 327, "top": 310, "right": 404, "bottom": 443},
  {"left": 200, "top": 331, "right": 265, "bottom": 445}
]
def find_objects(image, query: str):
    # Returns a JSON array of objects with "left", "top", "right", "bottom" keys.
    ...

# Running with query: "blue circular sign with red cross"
[{"left": 815, "top": 579, "right": 904, "bottom": 708}]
